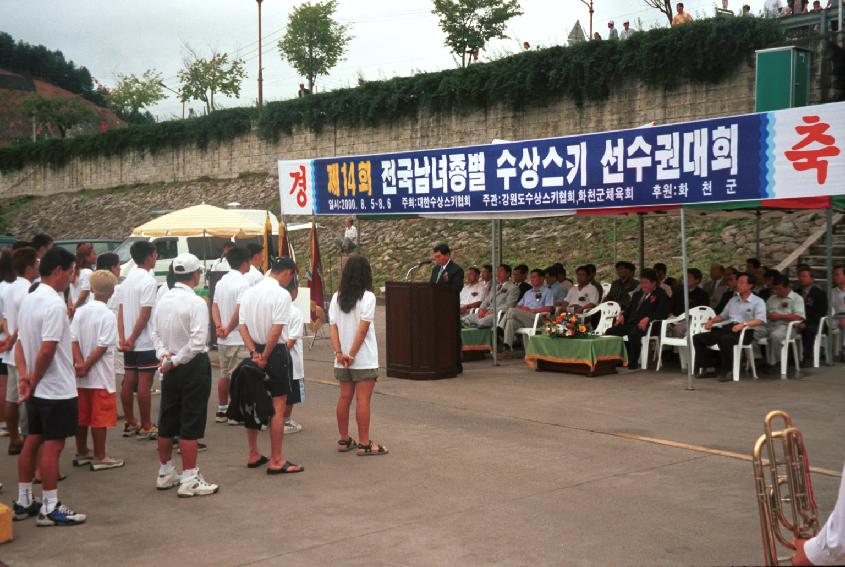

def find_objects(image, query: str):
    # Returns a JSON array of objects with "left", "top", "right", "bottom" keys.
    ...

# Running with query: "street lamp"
[
  {"left": 257, "top": 0, "right": 264, "bottom": 113},
  {"left": 579, "top": 0, "right": 594, "bottom": 40},
  {"left": 159, "top": 81, "right": 185, "bottom": 119}
]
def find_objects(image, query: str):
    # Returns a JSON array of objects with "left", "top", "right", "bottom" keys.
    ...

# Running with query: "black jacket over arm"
[{"left": 624, "top": 287, "right": 671, "bottom": 324}]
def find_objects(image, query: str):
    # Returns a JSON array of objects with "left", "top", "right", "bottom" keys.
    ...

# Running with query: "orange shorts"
[{"left": 77, "top": 389, "right": 117, "bottom": 428}]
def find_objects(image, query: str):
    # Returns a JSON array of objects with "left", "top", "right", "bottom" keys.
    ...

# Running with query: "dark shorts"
[
  {"left": 124, "top": 350, "right": 159, "bottom": 372},
  {"left": 158, "top": 354, "right": 212, "bottom": 441},
  {"left": 254, "top": 344, "right": 293, "bottom": 399},
  {"left": 0, "top": 362, "right": 7, "bottom": 375},
  {"left": 286, "top": 379, "right": 303, "bottom": 405},
  {"left": 26, "top": 396, "right": 79, "bottom": 441}
]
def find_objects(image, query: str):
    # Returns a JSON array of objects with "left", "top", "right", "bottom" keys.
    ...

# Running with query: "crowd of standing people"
[{"left": 0, "top": 233, "right": 387, "bottom": 527}]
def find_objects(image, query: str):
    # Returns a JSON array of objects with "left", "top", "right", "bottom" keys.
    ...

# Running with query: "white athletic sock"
[
  {"left": 17, "top": 482, "right": 33, "bottom": 507},
  {"left": 181, "top": 467, "right": 198, "bottom": 482},
  {"left": 159, "top": 460, "right": 174, "bottom": 476},
  {"left": 42, "top": 489, "right": 58, "bottom": 515},
  {"left": 218, "top": 404, "right": 228, "bottom": 412}
]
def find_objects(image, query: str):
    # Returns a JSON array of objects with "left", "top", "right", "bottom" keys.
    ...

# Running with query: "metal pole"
[
  {"left": 681, "top": 208, "right": 694, "bottom": 391},
  {"left": 492, "top": 219, "right": 498, "bottom": 367},
  {"left": 638, "top": 214, "right": 645, "bottom": 274},
  {"left": 755, "top": 211, "right": 761, "bottom": 259},
  {"left": 826, "top": 208, "right": 834, "bottom": 366},
  {"left": 613, "top": 218, "right": 618, "bottom": 266},
  {"left": 257, "top": 0, "right": 264, "bottom": 113}
]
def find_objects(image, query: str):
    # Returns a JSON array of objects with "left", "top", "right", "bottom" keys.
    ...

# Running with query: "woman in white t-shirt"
[
  {"left": 69, "top": 243, "right": 97, "bottom": 316},
  {"left": 329, "top": 256, "right": 387, "bottom": 456}
]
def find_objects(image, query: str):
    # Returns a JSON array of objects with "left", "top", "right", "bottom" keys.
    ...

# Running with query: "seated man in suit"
[
  {"left": 606, "top": 269, "right": 670, "bottom": 369},
  {"left": 512, "top": 264, "right": 532, "bottom": 302},
  {"left": 757, "top": 274, "right": 805, "bottom": 369},
  {"left": 604, "top": 261, "right": 637, "bottom": 310},
  {"left": 795, "top": 266, "right": 828, "bottom": 365},
  {"left": 500, "top": 268, "right": 554, "bottom": 354},
  {"left": 669, "top": 268, "right": 710, "bottom": 338},
  {"left": 463, "top": 264, "right": 519, "bottom": 329},
  {"left": 693, "top": 272, "right": 767, "bottom": 382},
  {"left": 714, "top": 267, "right": 738, "bottom": 314},
  {"left": 559, "top": 266, "right": 600, "bottom": 314},
  {"left": 459, "top": 267, "right": 487, "bottom": 315}
]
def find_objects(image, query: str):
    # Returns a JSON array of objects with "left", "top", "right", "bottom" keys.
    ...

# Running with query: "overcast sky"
[{"left": 4, "top": 0, "right": 774, "bottom": 119}]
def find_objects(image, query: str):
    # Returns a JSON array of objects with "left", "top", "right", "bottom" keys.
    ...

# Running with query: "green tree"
[
  {"left": 20, "top": 94, "right": 96, "bottom": 139},
  {"left": 108, "top": 69, "right": 166, "bottom": 124},
  {"left": 178, "top": 48, "right": 246, "bottom": 114},
  {"left": 278, "top": 0, "right": 351, "bottom": 93},
  {"left": 432, "top": 0, "right": 523, "bottom": 68}
]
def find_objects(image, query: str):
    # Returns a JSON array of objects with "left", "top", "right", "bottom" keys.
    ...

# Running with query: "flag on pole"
[
  {"left": 308, "top": 216, "right": 324, "bottom": 321},
  {"left": 278, "top": 217, "right": 293, "bottom": 259},
  {"left": 262, "top": 212, "right": 272, "bottom": 272}
]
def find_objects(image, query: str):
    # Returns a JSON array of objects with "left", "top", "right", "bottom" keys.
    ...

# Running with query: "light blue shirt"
[
  {"left": 720, "top": 292, "right": 767, "bottom": 324},
  {"left": 547, "top": 281, "right": 566, "bottom": 304},
  {"left": 518, "top": 286, "right": 554, "bottom": 309}
]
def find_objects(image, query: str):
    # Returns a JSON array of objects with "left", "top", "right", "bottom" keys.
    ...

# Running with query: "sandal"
[
  {"left": 267, "top": 461, "right": 304, "bottom": 475},
  {"left": 357, "top": 441, "right": 389, "bottom": 456},
  {"left": 247, "top": 455, "right": 269, "bottom": 469},
  {"left": 337, "top": 437, "right": 357, "bottom": 452}
]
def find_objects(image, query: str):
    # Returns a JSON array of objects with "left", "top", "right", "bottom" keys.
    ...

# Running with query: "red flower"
[{"left": 649, "top": 296, "right": 656, "bottom": 303}]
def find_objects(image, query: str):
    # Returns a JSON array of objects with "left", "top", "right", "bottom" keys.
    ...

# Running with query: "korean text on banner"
[
  {"left": 278, "top": 101, "right": 845, "bottom": 216},
  {"left": 278, "top": 161, "right": 315, "bottom": 215}
]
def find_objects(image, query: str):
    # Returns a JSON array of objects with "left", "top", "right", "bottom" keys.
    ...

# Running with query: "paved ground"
[{"left": 0, "top": 305, "right": 843, "bottom": 566}]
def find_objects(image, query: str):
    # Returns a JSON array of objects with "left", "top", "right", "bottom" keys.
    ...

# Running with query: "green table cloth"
[
  {"left": 525, "top": 335, "right": 628, "bottom": 371},
  {"left": 461, "top": 328, "right": 493, "bottom": 352}
]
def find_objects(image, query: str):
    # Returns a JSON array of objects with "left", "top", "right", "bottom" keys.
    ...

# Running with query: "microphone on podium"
[{"left": 405, "top": 259, "right": 433, "bottom": 281}]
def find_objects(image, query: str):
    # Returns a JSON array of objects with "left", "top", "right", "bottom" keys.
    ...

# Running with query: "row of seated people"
[{"left": 464, "top": 258, "right": 844, "bottom": 376}]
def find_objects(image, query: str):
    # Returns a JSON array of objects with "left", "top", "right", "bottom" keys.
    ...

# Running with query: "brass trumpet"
[{"left": 753, "top": 410, "right": 820, "bottom": 566}]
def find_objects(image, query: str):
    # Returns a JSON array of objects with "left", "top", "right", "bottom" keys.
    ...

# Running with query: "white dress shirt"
[
  {"left": 563, "top": 284, "right": 599, "bottom": 309},
  {"left": 460, "top": 281, "right": 487, "bottom": 306},
  {"left": 152, "top": 283, "right": 208, "bottom": 367},
  {"left": 805, "top": 459, "right": 845, "bottom": 565},
  {"left": 239, "top": 277, "right": 292, "bottom": 345}
]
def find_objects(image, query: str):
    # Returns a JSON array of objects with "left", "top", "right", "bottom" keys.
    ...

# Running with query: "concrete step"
[
  {"left": 807, "top": 245, "right": 845, "bottom": 256},
  {"left": 801, "top": 255, "right": 845, "bottom": 266}
]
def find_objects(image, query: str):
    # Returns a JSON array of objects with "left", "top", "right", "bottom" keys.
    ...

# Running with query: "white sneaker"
[
  {"left": 284, "top": 420, "right": 303, "bottom": 434},
  {"left": 156, "top": 468, "right": 180, "bottom": 490},
  {"left": 73, "top": 453, "right": 94, "bottom": 467},
  {"left": 177, "top": 473, "right": 219, "bottom": 498}
]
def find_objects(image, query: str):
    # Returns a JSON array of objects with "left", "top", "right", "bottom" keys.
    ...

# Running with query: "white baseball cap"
[{"left": 172, "top": 253, "right": 201, "bottom": 274}]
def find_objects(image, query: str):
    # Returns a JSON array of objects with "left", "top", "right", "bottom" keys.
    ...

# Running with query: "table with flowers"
[{"left": 523, "top": 313, "right": 628, "bottom": 376}]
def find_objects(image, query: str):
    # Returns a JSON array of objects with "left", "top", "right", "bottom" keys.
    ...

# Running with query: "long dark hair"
[
  {"left": 338, "top": 255, "right": 372, "bottom": 313},
  {"left": 0, "top": 248, "right": 15, "bottom": 283}
]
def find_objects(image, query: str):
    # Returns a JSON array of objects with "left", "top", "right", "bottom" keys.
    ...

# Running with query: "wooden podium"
[{"left": 385, "top": 282, "right": 459, "bottom": 380}]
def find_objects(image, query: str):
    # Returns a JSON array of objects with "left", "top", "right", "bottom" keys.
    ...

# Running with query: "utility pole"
[
  {"left": 257, "top": 0, "right": 264, "bottom": 113},
  {"left": 579, "top": 0, "right": 594, "bottom": 40},
  {"left": 159, "top": 82, "right": 185, "bottom": 119}
]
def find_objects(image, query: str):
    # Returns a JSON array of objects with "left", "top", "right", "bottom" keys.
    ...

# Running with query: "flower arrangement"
[{"left": 544, "top": 313, "right": 591, "bottom": 338}]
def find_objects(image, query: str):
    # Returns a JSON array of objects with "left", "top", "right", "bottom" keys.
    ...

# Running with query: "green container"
[{"left": 755, "top": 46, "right": 811, "bottom": 112}]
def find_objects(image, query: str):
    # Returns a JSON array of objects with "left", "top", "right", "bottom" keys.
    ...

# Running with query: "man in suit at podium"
[
  {"left": 606, "top": 269, "right": 670, "bottom": 369},
  {"left": 430, "top": 243, "right": 464, "bottom": 373}
]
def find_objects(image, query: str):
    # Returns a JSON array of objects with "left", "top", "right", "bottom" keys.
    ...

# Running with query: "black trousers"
[
  {"left": 801, "top": 322, "right": 819, "bottom": 361},
  {"left": 693, "top": 327, "right": 753, "bottom": 375},
  {"left": 606, "top": 324, "right": 645, "bottom": 369}
]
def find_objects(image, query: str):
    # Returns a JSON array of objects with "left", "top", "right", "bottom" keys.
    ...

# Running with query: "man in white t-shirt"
[
  {"left": 238, "top": 257, "right": 304, "bottom": 474},
  {"left": 560, "top": 266, "right": 600, "bottom": 314},
  {"left": 2, "top": 247, "right": 40, "bottom": 454},
  {"left": 337, "top": 217, "right": 358, "bottom": 253},
  {"left": 211, "top": 247, "right": 251, "bottom": 424},
  {"left": 459, "top": 267, "right": 487, "bottom": 315},
  {"left": 244, "top": 243, "right": 266, "bottom": 287},
  {"left": 71, "top": 270, "right": 123, "bottom": 471},
  {"left": 14, "top": 247, "right": 87, "bottom": 527},
  {"left": 283, "top": 283, "right": 305, "bottom": 435},
  {"left": 117, "top": 240, "right": 159, "bottom": 440}
]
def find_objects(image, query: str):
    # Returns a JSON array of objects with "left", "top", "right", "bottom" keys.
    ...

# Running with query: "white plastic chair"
[
  {"left": 813, "top": 316, "right": 840, "bottom": 367},
  {"left": 656, "top": 306, "right": 715, "bottom": 371},
  {"left": 515, "top": 312, "right": 549, "bottom": 342},
  {"left": 578, "top": 301, "right": 621, "bottom": 336},
  {"left": 601, "top": 282, "right": 611, "bottom": 296},
  {"left": 623, "top": 320, "right": 659, "bottom": 370}
]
